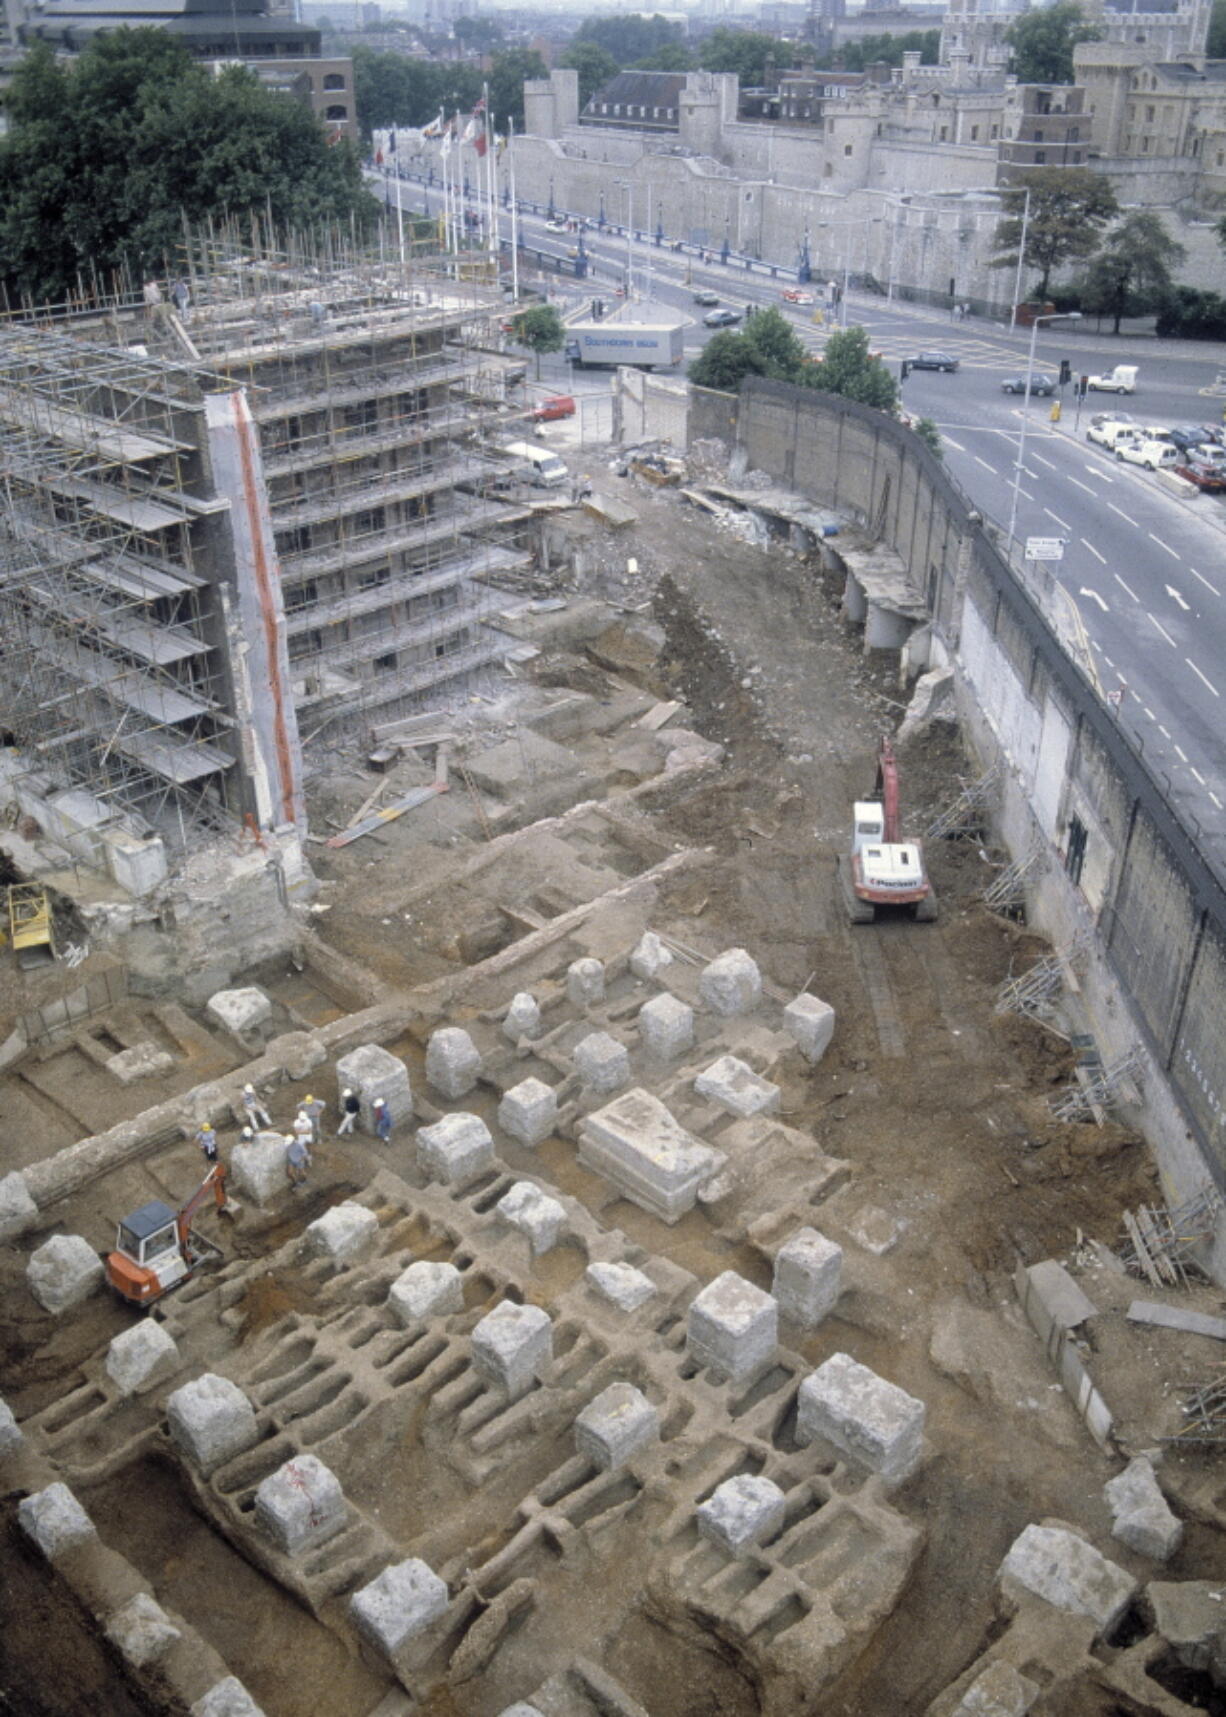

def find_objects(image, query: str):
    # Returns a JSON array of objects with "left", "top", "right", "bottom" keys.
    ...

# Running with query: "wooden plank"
[
  {"left": 325, "top": 783, "right": 449, "bottom": 848},
  {"left": 1122, "top": 1209, "right": 1165, "bottom": 1289}
]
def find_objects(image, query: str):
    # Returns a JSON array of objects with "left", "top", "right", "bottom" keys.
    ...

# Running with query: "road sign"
[{"left": 1025, "top": 536, "right": 1066, "bottom": 561}]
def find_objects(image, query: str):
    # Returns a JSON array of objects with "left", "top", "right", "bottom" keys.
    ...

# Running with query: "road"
[{"left": 380, "top": 174, "right": 1226, "bottom": 857}]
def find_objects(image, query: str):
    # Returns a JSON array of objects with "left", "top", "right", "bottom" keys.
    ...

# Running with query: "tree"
[
  {"left": 688, "top": 307, "right": 811, "bottom": 390},
  {"left": 990, "top": 168, "right": 1118, "bottom": 299},
  {"left": 688, "top": 329, "right": 770, "bottom": 391},
  {"left": 1217, "top": 213, "right": 1226, "bottom": 255},
  {"left": 0, "top": 33, "right": 375, "bottom": 306},
  {"left": 560, "top": 41, "right": 622, "bottom": 107},
  {"left": 633, "top": 43, "right": 694, "bottom": 71},
  {"left": 1081, "top": 211, "right": 1186, "bottom": 334},
  {"left": 1156, "top": 286, "right": 1226, "bottom": 341},
  {"left": 836, "top": 30, "right": 939, "bottom": 71},
  {"left": 514, "top": 303, "right": 564, "bottom": 377},
  {"left": 804, "top": 325, "right": 899, "bottom": 411},
  {"left": 574, "top": 13, "right": 684, "bottom": 64},
  {"left": 912, "top": 418, "right": 943, "bottom": 461},
  {"left": 488, "top": 47, "right": 547, "bottom": 131},
  {"left": 1005, "top": 1, "right": 1100, "bottom": 84},
  {"left": 1210, "top": 0, "right": 1226, "bottom": 57},
  {"left": 699, "top": 28, "right": 794, "bottom": 86},
  {"left": 453, "top": 16, "right": 504, "bottom": 53}
]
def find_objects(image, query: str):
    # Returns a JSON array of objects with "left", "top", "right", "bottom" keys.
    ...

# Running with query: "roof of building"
[
  {"left": 1148, "top": 58, "right": 1226, "bottom": 83},
  {"left": 583, "top": 69, "right": 688, "bottom": 115}
]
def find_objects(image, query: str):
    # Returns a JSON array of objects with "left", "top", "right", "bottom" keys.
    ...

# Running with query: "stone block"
[
  {"left": 575, "top": 1382, "right": 659, "bottom": 1470},
  {"left": 497, "top": 1181, "right": 566, "bottom": 1255},
  {"left": 585, "top": 1261, "right": 655, "bottom": 1311},
  {"left": 105, "top": 1319, "right": 180, "bottom": 1396},
  {"left": 687, "top": 1272, "right": 778, "bottom": 1381},
  {"left": 772, "top": 1228, "right": 843, "bottom": 1327},
  {"left": 694, "top": 1054, "right": 780, "bottom": 1119},
  {"left": 698, "top": 948, "right": 762, "bottom": 1018},
  {"left": 783, "top": 993, "right": 836, "bottom": 1063},
  {"left": 0, "top": 1395, "right": 23, "bottom": 1458},
  {"left": 1147, "top": 1580, "right": 1226, "bottom": 1680},
  {"left": 18, "top": 1482, "right": 96, "bottom": 1559},
  {"left": 305, "top": 1201, "right": 379, "bottom": 1264},
  {"left": 425, "top": 1027, "right": 482, "bottom": 1100},
  {"left": 502, "top": 992, "right": 542, "bottom": 1042},
  {"left": 998, "top": 1523, "right": 1136, "bottom": 1633},
  {"left": 167, "top": 1373, "right": 259, "bottom": 1475},
  {"left": 697, "top": 1474, "right": 786, "bottom": 1557},
  {"left": 950, "top": 1661, "right": 1040, "bottom": 1717},
  {"left": 499, "top": 1707, "right": 544, "bottom": 1717},
  {"left": 638, "top": 993, "right": 694, "bottom": 1061},
  {"left": 351, "top": 1558, "right": 449, "bottom": 1656},
  {"left": 0, "top": 1171, "right": 37, "bottom": 1242},
  {"left": 417, "top": 1112, "right": 494, "bottom": 1187},
  {"left": 106, "top": 1592, "right": 182, "bottom": 1667},
  {"left": 255, "top": 1453, "right": 347, "bottom": 1555},
  {"left": 206, "top": 987, "right": 272, "bottom": 1036},
  {"left": 107, "top": 1042, "right": 175, "bottom": 1084},
  {"left": 472, "top": 1301, "right": 552, "bottom": 1400},
  {"left": 335, "top": 1042, "right": 413, "bottom": 1135},
  {"left": 1105, "top": 1457, "right": 1182, "bottom": 1562},
  {"left": 27, "top": 1233, "right": 104, "bottom": 1314},
  {"left": 229, "top": 1131, "right": 290, "bottom": 1205},
  {"left": 629, "top": 931, "right": 673, "bottom": 981},
  {"left": 848, "top": 1205, "right": 905, "bottom": 1255},
  {"left": 797, "top": 1353, "right": 925, "bottom": 1484},
  {"left": 573, "top": 1031, "right": 631, "bottom": 1095},
  {"left": 1025, "top": 1259, "right": 1097, "bottom": 1330},
  {"left": 579, "top": 1088, "right": 725, "bottom": 1224},
  {"left": 191, "top": 1678, "right": 265, "bottom": 1717},
  {"left": 498, "top": 1078, "right": 557, "bottom": 1147},
  {"left": 567, "top": 957, "right": 606, "bottom": 1008},
  {"left": 389, "top": 1261, "right": 464, "bottom": 1325}
]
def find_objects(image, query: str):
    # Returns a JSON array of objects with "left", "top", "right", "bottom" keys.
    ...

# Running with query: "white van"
[
  {"left": 1116, "top": 437, "right": 1178, "bottom": 471},
  {"left": 500, "top": 441, "right": 568, "bottom": 489}
]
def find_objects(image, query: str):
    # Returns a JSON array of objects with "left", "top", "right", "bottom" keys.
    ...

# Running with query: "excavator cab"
[
  {"left": 106, "top": 1164, "right": 228, "bottom": 1308},
  {"left": 839, "top": 741, "right": 937, "bottom": 924}
]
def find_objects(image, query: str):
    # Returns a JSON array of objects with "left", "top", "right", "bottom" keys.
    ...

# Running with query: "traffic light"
[
  {"left": 1058, "top": 358, "right": 1072, "bottom": 386},
  {"left": 900, "top": 359, "right": 911, "bottom": 382},
  {"left": 1078, "top": 374, "right": 1089, "bottom": 398}
]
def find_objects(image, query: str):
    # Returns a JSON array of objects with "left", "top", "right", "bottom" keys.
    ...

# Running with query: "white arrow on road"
[
  {"left": 1079, "top": 587, "right": 1109, "bottom": 613},
  {"left": 1165, "top": 584, "right": 1190, "bottom": 611}
]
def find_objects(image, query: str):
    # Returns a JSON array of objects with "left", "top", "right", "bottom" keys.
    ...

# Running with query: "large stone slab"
[
  {"left": 697, "top": 1474, "right": 786, "bottom": 1557},
  {"left": 18, "top": 1482, "right": 96, "bottom": 1559},
  {"left": 255, "top": 1453, "right": 347, "bottom": 1554},
  {"left": 687, "top": 1272, "right": 778, "bottom": 1381},
  {"left": 783, "top": 993, "right": 836, "bottom": 1063},
  {"left": 0, "top": 1171, "right": 38, "bottom": 1242},
  {"left": 0, "top": 1395, "right": 23, "bottom": 1458},
  {"left": 417, "top": 1112, "right": 494, "bottom": 1187},
  {"left": 698, "top": 948, "right": 762, "bottom": 1017},
  {"left": 772, "top": 1228, "right": 842, "bottom": 1328},
  {"left": 797, "top": 1352, "right": 925, "bottom": 1484},
  {"left": 191, "top": 1678, "right": 266, "bottom": 1717},
  {"left": 998, "top": 1523, "right": 1136, "bottom": 1633},
  {"left": 106, "top": 1592, "right": 182, "bottom": 1667},
  {"left": 473, "top": 1301, "right": 552, "bottom": 1400},
  {"left": 1147, "top": 1580, "right": 1226, "bottom": 1679},
  {"left": 949, "top": 1660, "right": 1040, "bottom": 1716},
  {"left": 106, "top": 1319, "right": 180, "bottom": 1397},
  {"left": 167, "top": 1374, "right": 259, "bottom": 1475},
  {"left": 1025, "top": 1260, "right": 1097, "bottom": 1330},
  {"left": 335, "top": 1042, "right": 413, "bottom": 1136},
  {"left": 425, "top": 1027, "right": 482, "bottom": 1100},
  {"left": 497, "top": 1181, "right": 566, "bottom": 1255},
  {"left": 1105, "top": 1457, "right": 1182, "bottom": 1562},
  {"left": 389, "top": 1261, "right": 464, "bottom": 1325},
  {"left": 305, "top": 1201, "right": 379, "bottom": 1264},
  {"left": 498, "top": 1078, "right": 557, "bottom": 1148},
  {"left": 573, "top": 1031, "right": 631, "bottom": 1095},
  {"left": 694, "top": 1055, "right": 780, "bottom": 1119},
  {"left": 229, "top": 1131, "right": 290, "bottom": 1204},
  {"left": 27, "top": 1233, "right": 104, "bottom": 1314},
  {"left": 585, "top": 1261, "right": 655, "bottom": 1312},
  {"left": 578, "top": 1088, "right": 725, "bottom": 1224},
  {"left": 575, "top": 1382, "right": 659, "bottom": 1470},
  {"left": 638, "top": 993, "right": 694, "bottom": 1061},
  {"left": 351, "top": 1558, "right": 449, "bottom": 1656},
  {"left": 206, "top": 987, "right": 272, "bottom": 1036}
]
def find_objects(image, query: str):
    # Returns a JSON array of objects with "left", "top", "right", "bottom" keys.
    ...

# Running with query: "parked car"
[
  {"left": 704, "top": 307, "right": 743, "bottom": 328},
  {"left": 1175, "top": 448, "right": 1226, "bottom": 490},
  {"left": 1116, "top": 438, "right": 1179, "bottom": 471},
  {"left": 528, "top": 394, "right": 575, "bottom": 423},
  {"left": 693, "top": 289, "right": 720, "bottom": 306},
  {"left": 1001, "top": 374, "right": 1055, "bottom": 396},
  {"left": 907, "top": 350, "right": 959, "bottom": 372},
  {"left": 1168, "top": 424, "right": 1210, "bottom": 453},
  {"left": 545, "top": 219, "right": 568, "bottom": 234},
  {"left": 781, "top": 288, "right": 815, "bottom": 304},
  {"left": 1087, "top": 415, "right": 1138, "bottom": 448}
]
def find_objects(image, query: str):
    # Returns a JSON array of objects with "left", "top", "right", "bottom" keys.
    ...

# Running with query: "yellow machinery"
[{"left": 7, "top": 882, "right": 55, "bottom": 968}]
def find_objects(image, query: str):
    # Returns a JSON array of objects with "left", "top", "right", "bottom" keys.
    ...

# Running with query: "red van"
[{"left": 528, "top": 395, "right": 576, "bottom": 422}]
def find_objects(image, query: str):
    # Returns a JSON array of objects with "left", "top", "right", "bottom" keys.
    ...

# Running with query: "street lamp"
[
  {"left": 798, "top": 226, "right": 811, "bottom": 285},
  {"left": 615, "top": 178, "right": 633, "bottom": 295},
  {"left": 547, "top": 177, "right": 555, "bottom": 219},
  {"left": 1006, "top": 311, "right": 1082, "bottom": 548}
]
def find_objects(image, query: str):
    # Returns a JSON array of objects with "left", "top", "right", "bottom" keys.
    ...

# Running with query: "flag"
[
  {"left": 422, "top": 110, "right": 444, "bottom": 139},
  {"left": 472, "top": 95, "right": 486, "bottom": 115},
  {"left": 461, "top": 117, "right": 478, "bottom": 145},
  {"left": 473, "top": 130, "right": 488, "bottom": 158},
  {"left": 375, "top": 148, "right": 384, "bottom": 165},
  {"left": 440, "top": 130, "right": 452, "bottom": 160}
]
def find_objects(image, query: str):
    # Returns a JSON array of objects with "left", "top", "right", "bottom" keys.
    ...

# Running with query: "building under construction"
[{"left": 0, "top": 231, "right": 532, "bottom": 883}]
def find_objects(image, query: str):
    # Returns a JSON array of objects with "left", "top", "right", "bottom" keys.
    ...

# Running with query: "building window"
[
  {"left": 844, "top": 142, "right": 853, "bottom": 155},
  {"left": 288, "top": 629, "right": 322, "bottom": 661},
  {"left": 1066, "top": 816, "right": 1087, "bottom": 886},
  {"left": 325, "top": 106, "right": 348, "bottom": 122},
  {"left": 1142, "top": 137, "right": 1150, "bottom": 152},
  {"left": 352, "top": 506, "right": 386, "bottom": 536},
  {"left": 280, "top": 525, "right": 312, "bottom": 556},
  {"left": 938, "top": 125, "right": 948, "bottom": 141},
  {"left": 991, "top": 123, "right": 999, "bottom": 139},
  {"left": 970, "top": 124, "right": 979, "bottom": 140},
  {"left": 323, "top": 73, "right": 345, "bottom": 90},
  {"left": 1033, "top": 128, "right": 1043, "bottom": 142},
  {"left": 1034, "top": 149, "right": 1046, "bottom": 162},
  {"left": 1145, "top": 104, "right": 1155, "bottom": 121},
  {"left": 357, "top": 565, "right": 391, "bottom": 590},
  {"left": 1217, "top": 149, "right": 1224, "bottom": 166},
  {"left": 285, "top": 580, "right": 319, "bottom": 611},
  {"left": 373, "top": 651, "right": 398, "bottom": 673},
  {"left": 1069, "top": 126, "right": 1079, "bottom": 141}
]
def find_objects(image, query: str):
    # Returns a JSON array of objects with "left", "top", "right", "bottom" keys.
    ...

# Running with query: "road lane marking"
[
  {"left": 1165, "top": 584, "right": 1190, "bottom": 611},
  {"left": 1080, "top": 587, "right": 1108, "bottom": 612},
  {"left": 1175, "top": 745, "right": 1188, "bottom": 762},
  {"left": 1045, "top": 507, "right": 1071, "bottom": 529},
  {"left": 1032, "top": 453, "right": 1057, "bottom": 470},
  {"left": 1160, "top": 725, "right": 1171, "bottom": 738},
  {"left": 1084, "top": 465, "right": 1113, "bottom": 482},
  {"left": 1192, "top": 768, "right": 1205, "bottom": 784},
  {"left": 1069, "top": 477, "right": 1096, "bottom": 495},
  {"left": 1149, "top": 533, "right": 1181, "bottom": 561},
  {"left": 1190, "top": 567, "right": 1219, "bottom": 596},
  {"left": 1212, "top": 792, "right": 1223, "bottom": 810},
  {"left": 943, "top": 435, "right": 966, "bottom": 451},
  {"left": 1081, "top": 538, "right": 1106, "bottom": 563},
  {"left": 1109, "top": 503, "right": 1138, "bottom": 525},
  {"left": 1187, "top": 658, "right": 1220, "bottom": 697},
  {"left": 1149, "top": 613, "right": 1176, "bottom": 646},
  {"left": 1017, "top": 486, "right": 1034, "bottom": 501},
  {"left": 1114, "top": 573, "right": 1139, "bottom": 601},
  {"left": 974, "top": 456, "right": 997, "bottom": 473}
]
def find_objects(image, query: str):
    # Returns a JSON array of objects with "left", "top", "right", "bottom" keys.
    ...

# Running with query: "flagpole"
[
  {"left": 484, "top": 86, "right": 496, "bottom": 268},
  {"left": 509, "top": 118, "right": 520, "bottom": 304}
]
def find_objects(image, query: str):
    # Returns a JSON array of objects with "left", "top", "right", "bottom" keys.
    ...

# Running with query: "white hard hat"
[
  {"left": 374, "top": 1097, "right": 386, "bottom": 1107},
  {"left": 343, "top": 1088, "right": 353, "bottom": 1097},
  {"left": 243, "top": 1083, "right": 255, "bottom": 1094},
  {"left": 241, "top": 1126, "right": 254, "bottom": 1140}
]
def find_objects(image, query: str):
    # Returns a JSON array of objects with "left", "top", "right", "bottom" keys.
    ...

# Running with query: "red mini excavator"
[
  {"left": 838, "top": 737, "right": 937, "bottom": 924},
  {"left": 105, "top": 1163, "right": 231, "bottom": 1308}
]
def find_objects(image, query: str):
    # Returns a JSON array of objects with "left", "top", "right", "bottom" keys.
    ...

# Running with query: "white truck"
[
  {"left": 564, "top": 323, "right": 684, "bottom": 370},
  {"left": 1087, "top": 364, "right": 1138, "bottom": 394},
  {"left": 498, "top": 442, "right": 568, "bottom": 488}
]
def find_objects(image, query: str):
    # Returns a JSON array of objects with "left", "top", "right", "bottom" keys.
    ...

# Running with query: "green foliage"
[
  {"left": 0, "top": 32, "right": 375, "bottom": 306},
  {"left": 453, "top": 15, "right": 504, "bottom": 52},
  {"left": 1081, "top": 210, "right": 1185, "bottom": 334},
  {"left": 633, "top": 42, "right": 694, "bottom": 70},
  {"left": 687, "top": 330, "right": 767, "bottom": 391},
  {"left": 1005, "top": 1, "right": 1100, "bottom": 84},
  {"left": 574, "top": 13, "right": 684, "bottom": 63},
  {"left": 804, "top": 325, "right": 899, "bottom": 411},
  {"left": 698, "top": 28, "right": 795, "bottom": 86},
  {"left": 912, "top": 417, "right": 943, "bottom": 460},
  {"left": 487, "top": 47, "right": 548, "bottom": 131},
  {"left": 1210, "top": 0, "right": 1226, "bottom": 56},
  {"left": 1217, "top": 213, "right": 1226, "bottom": 254},
  {"left": 351, "top": 45, "right": 481, "bottom": 135},
  {"left": 836, "top": 30, "right": 940, "bottom": 71},
  {"left": 514, "top": 302, "right": 564, "bottom": 376},
  {"left": 1155, "top": 285, "right": 1226, "bottom": 341},
  {"left": 561, "top": 41, "right": 622, "bottom": 106},
  {"left": 990, "top": 167, "right": 1118, "bottom": 298},
  {"left": 737, "top": 306, "right": 808, "bottom": 376}
]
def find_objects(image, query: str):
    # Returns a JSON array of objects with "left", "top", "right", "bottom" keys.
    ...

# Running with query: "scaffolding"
[
  {"left": 926, "top": 765, "right": 998, "bottom": 842},
  {"left": 0, "top": 222, "right": 537, "bottom": 850},
  {"left": 1120, "top": 1185, "right": 1222, "bottom": 1289}
]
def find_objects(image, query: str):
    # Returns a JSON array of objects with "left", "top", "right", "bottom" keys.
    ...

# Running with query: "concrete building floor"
[{"left": 3, "top": 472, "right": 1226, "bottom": 1717}]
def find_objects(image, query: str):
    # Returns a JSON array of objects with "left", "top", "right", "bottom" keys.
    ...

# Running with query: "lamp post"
[
  {"left": 1009, "top": 184, "right": 1032, "bottom": 331},
  {"left": 547, "top": 176, "right": 555, "bottom": 220},
  {"left": 616, "top": 179, "right": 633, "bottom": 296},
  {"left": 798, "top": 226, "right": 811, "bottom": 285},
  {"left": 1006, "top": 311, "right": 1081, "bottom": 548}
]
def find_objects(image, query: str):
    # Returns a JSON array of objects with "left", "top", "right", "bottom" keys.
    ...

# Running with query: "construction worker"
[
  {"left": 195, "top": 1122, "right": 219, "bottom": 1164},
  {"left": 238, "top": 1126, "right": 255, "bottom": 1146},
  {"left": 301, "top": 1093, "right": 326, "bottom": 1144},
  {"left": 337, "top": 1089, "right": 361, "bottom": 1137},
  {"left": 241, "top": 1083, "right": 272, "bottom": 1130},
  {"left": 285, "top": 1132, "right": 311, "bottom": 1189},
  {"left": 373, "top": 1098, "right": 393, "bottom": 1144}
]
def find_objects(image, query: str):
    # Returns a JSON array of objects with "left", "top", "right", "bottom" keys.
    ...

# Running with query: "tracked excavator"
[
  {"left": 838, "top": 737, "right": 937, "bottom": 924},
  {"left": 105, "top": 1163, "right": 231, "bottom": 1308}
]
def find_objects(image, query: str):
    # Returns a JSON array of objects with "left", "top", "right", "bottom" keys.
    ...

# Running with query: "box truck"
[{"left": 564, "top": 324, "right": 684, "bottom": 370}]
